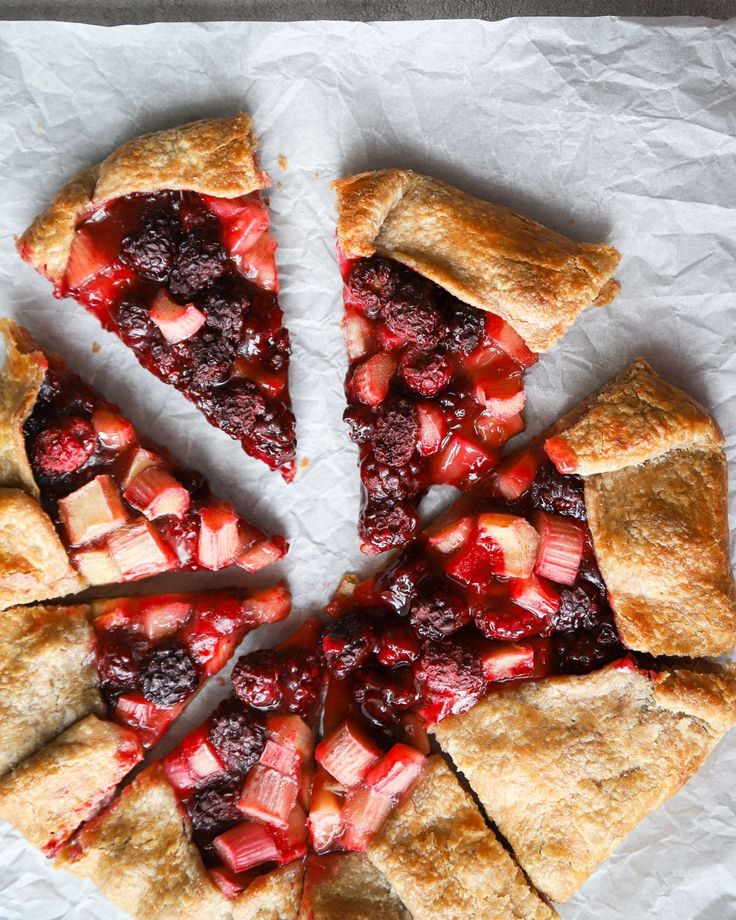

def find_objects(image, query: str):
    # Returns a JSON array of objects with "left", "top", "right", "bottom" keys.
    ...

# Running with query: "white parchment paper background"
[{"left": 0, "top": 16, "right": 735, "bottom": 919}]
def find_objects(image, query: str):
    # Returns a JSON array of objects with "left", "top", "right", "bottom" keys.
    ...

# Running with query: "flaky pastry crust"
[
  {"left": 0, "top": 601, "right": 102, "bottom": 776},
  {"left": 433, "top": 661, "right": 736, "bottom": 903},
  {"left": 56, "top": 764, "right": 231, "bottom": 920},
  {"left": 544, "top": 358, "right": 736, "bottom": 656},
  {"left": 0, "top": 714, "right": 141, "bottom": 855},
  {"left": 0, "top": 321, "right": 86, "bottom": 609},
  {"left": 367, "top": 755, "right": 557, "bottom": 920},
  {"left": 334, "top": 169, "right": 620, "bottom": 352},
  {"left": 232, "top": 861, "right": 305, "bottom": 920},
  {"left": 18, "top": 113, "right": 267, "bottom": 285},
  {"left": 300, "top": 854, "right": 410, "bottom": 920}
]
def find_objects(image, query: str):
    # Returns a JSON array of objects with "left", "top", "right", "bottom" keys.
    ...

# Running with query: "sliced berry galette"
[
  {"left": 17, "top": 114, "right": 297, "bottom": 479},
  {"left": 0, "top": 585, "right": 290, "bottom": 857},
  {"left": 0, "top": 321, "right": 286, "bottom": 610},
  {"left": 333, "top": 169, "right": 621, "bottom": 553}
]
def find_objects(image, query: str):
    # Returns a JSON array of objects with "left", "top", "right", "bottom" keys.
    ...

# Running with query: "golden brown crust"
[
  {"left": 433, "top": 661, "right": 736, "bottom": 903},
  {"left": 0, "top": 714, "right": 141, "bottom": 854},
  {"left": 0, "top": 602, "right": 102, "bottom": 776},
  {"left": 543, "top": 358, "right": 736, "bottom": 656},
  {"left": 56, "top": 765, "right": 230, "bottom": 920},
  {"left": 367, "top": 755, "right": 557, "bottom": 920},
  {"left": 19, "top": 113, "right": 266, "bottom": 285},
  {"left": 299, "top": 854, "right": 409, "bottom": 920},
  {"left": 232, "top": 861, "right": 305, "bottom": 920},
  {"left": 334, "top": 169, "right": 620, "bottom": 352}
]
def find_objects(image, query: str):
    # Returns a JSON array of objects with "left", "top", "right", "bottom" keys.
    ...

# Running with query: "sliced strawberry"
[
  {"left": 340, "top": 787, "right": 393, "bottom": 852},
  {"left": 495, "top": 450, "right": 540, "bottom": 501},
  {"left": 479, "top": 642, "right": 536, "bottom": 683},
  {"left": 121, "top": 447, "right": 161, "bottom": 488},
  {"left": 114, "top": 693, "right": 184, "bottom": 748},
  {"left": 534, "top": 511, "right": 585, "bottom": 586},
  {"left": 163, "top": 725, "right": 227, "bottom": 797},
  {"left": 124, "top": 467, "right": 191, "bottom": 520},
  {"left": 239, "top": 766, "right": 299, "bottom": 830},
  {"left": 266, "top": 715, "right": 313, "bottom": 761},
  {"left": 237, "top": 232, "right": 279, "bottom": 292},
  {"left": 431, "top": 434, "right": 497, "bottom": 488},
  {"left": 426, "top": 515, "right": 474, "bottom": 555},
  {"left": 107, "top": 517, "right": 178, "bottom": 580},
  {"left": 198, "top": 503, "right": 244, "bottom": 570},
  {"left": 544, "top": 436, "right": 578, "bottom": 474},
  {"left": 416, "top": 402, "right": 447, "bottom": 456},
  {"left": 484, "top": 314, "right": 538, "bottom": 368},
  {"left": 473, "top": 373, "right": 526, "bottom": 419},
  {"left": 58, "top": 474, "right": 128, "bottom": 546},
  {"left": 150, "top": 290, "right": 206, "bottom": 344},
  {"left": 241, "top": 584, "right": 292, "bottom": 626},
  {"left": 72, "top": 543, "right": 121, "bottom": 584},
  {"left": 307, "top": 768, "right": 344, "bottom": 854},
  {"left": 364, "top": 744, "right": 425, "bottom": 799},
  {"left": 238, "top": 536, "right": 288, "bottom": 573},
  {"left": 138, "top": 596, "right": 192, "bottom": 641},
  {"left": 476, "top": 513, "right": 541, "bottom": 579},
  {"left": 92, "top": 407, "right": 136, "bottom": 451},
  {"left": 350, "top": 353, "right": 397, "bottom": 407},
  {"left": 509, "top": 573, "right": 561, "bottom": 618},
  {"left": 341, "top": 309, "right": 376, "bottom": 362},
  {"left": 213, "top": 821, "right": 281, "bottom": 874},
  {"left": 259, "top": 740, "right": 301, "bottom": 778},
  {"left": 315, "top": 719, "right": 383, "bottom": 788}
]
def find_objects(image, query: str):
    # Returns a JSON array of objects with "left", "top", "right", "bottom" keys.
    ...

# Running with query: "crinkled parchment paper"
[{"left": 0, "top": 16, "right": 735, "bottom": 919}]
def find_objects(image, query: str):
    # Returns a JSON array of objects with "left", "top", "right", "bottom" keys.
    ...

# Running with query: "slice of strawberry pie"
[
  {"left": 0, "top": 585, "right": 291, "bottom": 857},
  {"left": 17, "top": 114, "right": 296, "bottom": 480},
  {"left": 0, "top": 321, "right": 286, "bottom": 610},
  {"left": 334, "top": 169, "right": 621, "bottom": 554}
]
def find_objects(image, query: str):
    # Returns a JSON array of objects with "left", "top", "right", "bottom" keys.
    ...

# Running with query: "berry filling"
[
  {"left": 53, "top": 190, "right": 296, "bottom": 480},
  {"left": 339, "top": 252, "right": 537, "bottom": 554},
  {"left": 93, "top": 586, "right": 291, "bottom": 748},
  {"left": 23, "top": 364, "right": 287, "bottom": 581}
]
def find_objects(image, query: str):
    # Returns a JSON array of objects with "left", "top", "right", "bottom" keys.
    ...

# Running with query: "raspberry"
[
  {"left": 320, "top": 611, "right": 377, "bottom": 677},
  {"left": 381, "top": 281, "right": 444, "bottom": 350},
  {"left": 372, "top": 404, "right": 418, "bottom": 468},
  {"left": 189, "top": 781, "right": 244, "bottom": 841},
  {"left": 348, "top": 257, "right": 399, "bottom": 317},
  {"left": 208, "top": 698, "right": 265, "bottom": 773},
  {"left": 359, "top": 497, "right": 419, "bottom": 553},
  {"left": 169, "top": 235, "right": 227, "bottom": 299},
  {"left": 399, "top": 349, "right": 452, "bottom": 397},
  {"left": 201, "top": 282, "right": 248, "bottom": 343},
  {"left": 531, "top": 461, "right": 587, "bottom": 520},
  {"left": 446, "top": 302, "right": 484, "bottom": 355},
  {"left": 189, "top": 333, "right": 235, "bottom": 389},
  {"left": 139, "top": 641, "right": 199, "bottom": 706},
  {"left": 409, "top": 579, "right": 470, "bottom": 640},
  {"left": 351, "top": 665, "right": 419, "bottom": 726},
  {"left": 414, "top": 640, "right": 484, "bottom": 721},
  {"left": 232, "top": 650, "right": 283, "bottom": 710},
  {"left": 120, "top": 215, "right": 179, "bottom": 282},
  {"left": 30, "top": 416, "right": 96, "bottom": 478}
]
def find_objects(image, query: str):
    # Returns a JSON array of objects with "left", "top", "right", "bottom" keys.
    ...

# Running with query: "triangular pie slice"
[
  {"left": 333, "top": 169, "right": 621, "bottom": 554},
  {"left": 0, "top": 586, "right": 290, "bottom": 855},
  {"left": 0, "top": 321, "right": 286, "bottom": 610},
  {"left": 299, "top": 853, "right": 410, "bottom": 919},
  {"left": 433, "top": 659, "right": 736, "bottom": 903},
  {"left": 17, "top": 114, "right": 297, "bottom": 480}
]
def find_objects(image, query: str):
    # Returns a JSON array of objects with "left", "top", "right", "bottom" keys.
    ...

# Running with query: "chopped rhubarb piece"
[
  {"left": 364, "top": 744, "right": 425, "bottom": 799},
  {"left": 350, "top": 353, "right": 397, "bottom": 407},
  {"left": 198, "top": 503, "right": 243, "bottom": 570},
  {"left": 275, "top": 803, "right": 308, "bottom": 863},
  {"left": 307, "top": 769, "right": 344, "bottom": 854},
  {"left": 63, "top": 227, "right": 110, "bottom": 291},
  {"left": 340, "top": 786, "right": 393, "bottom": 852},
  {"left": 432, "top": 433, "right": 497, "bottom": 487},
  {"left": 476, "top": 513, "right": 541, "bottom": 579},
  {"left": 213, "top": 821, "right": 280, "bottom": 874},
  {"left": 150, "top": 290, "right": 206, "bottom": 343},
  {"left": 163, "top": 725, "right": 227, "bottom": 797},
  {"left": 239, "top": 766, "right": 298, "bottom": 829},
  {"left": 341, "top": 309, "right": 376, "bottom": 362},
  {"left": 241, "top": 584, "right": 292, "bottom": 625},
  {"left": 315, "top": 720, "right": 383, "bottom": 788},
  {"left": 236, "top": 231, "right": 279, "bottom": 291},
  {"left": 92, "top": 407, "right": 136, "bottom": 450},
  {"left": 322, "top": 677, "right": 353, "bottom": 737},
  {"left": 475, "top": 411, "right": 525, "bottom": 447},
  {"left": 107, "top": 517, "right": 178, "bottom": 580},
  {"left": 72, "top": 543, "right": 121, "bottom": 584},
  {"left": 534, "top": 511, "right": 585, "bottom": 586},
  {"left": 121, "top": 447, "right": 161, "bottom": 488},
  {"left": 209, "top": 866, "right": 250, "bottom": 900},
  {"left": 238, "top": 536, "right": 288, "bottom": 572},
  {"left": 139, "top": 597, "right": 192, "bottom": 641},
  {"left": 260, "top": 740, "right": 301, "bottom": 777},
  {"left": 544, "top": 436, "right": 578, "bottom": 474},
  {"left": 204, "top": 194, "right": 269, "bottom": 258},
  {"left": 266, "top": 715, "right": 313, "bottom": 760},
  {"left": 495, "top": 450, "right": 541, "bottom": 501},
  {"left": 509, "top": 573, "right": 561, "bottom": 618},
  {"left": 114, "top": 693, "right": 184, "bottom": 748},
  {"left": 479, "top": 642, "right": 536, "bottom": 683},
  {"left": 427, "top": 515, "right": 474, "bottom": 555},
  {"left": 124, "top": 466, "right": 191, "bottom": 520},
  {"left": 58, "top": 474, "right": 128, "bottom": 546},
  {"left": 484, "top": 314, "right": 538, "bottom": 368},
  {"left": 473, "top": 373, "right": 526, "bottom": 419},
  {"left": 416, "top": 402, "right": 447, "bottom": 456}
]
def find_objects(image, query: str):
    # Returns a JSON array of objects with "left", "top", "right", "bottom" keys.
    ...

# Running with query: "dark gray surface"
[{"left": 0, "top": 0, "right": 733, "bottom": 22}]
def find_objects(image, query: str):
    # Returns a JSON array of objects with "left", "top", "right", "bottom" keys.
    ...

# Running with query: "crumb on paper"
[
  {"left": 278, "top": 155, "right": 289, "bottom": 171},
  {"left": 91, "top": 342, "right": 101, "bottom": 353},
  {"left": 569, "top": 218, "right": 576, "bottom": 226},
  {"left": 300, "top": 457, "right": 310, "bottom": 469},
  {"left": 276, "top": 181, "right": 284, "bottom": 191},
  {"left": 314, "top": 170, "right": 321, "bottom": 178}
]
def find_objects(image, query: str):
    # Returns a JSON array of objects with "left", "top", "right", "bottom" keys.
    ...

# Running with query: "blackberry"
[
  {"left": 399, "top": 350, "right": 452, "bottom": 397},
  {"left": 372, "top": 404, "right": 418, "bottom": 468},
  {"left": 320, "top": 611, "right": 377, "bottom": 678},
  {"left": 189, "top": 333, "right": 235, "bottom": 389},
  {"left": 169, "top": 235, "right": 227, "bottom": 299},
  {"left": 343, "top": 404, "right": 375, "bottom": 445},
  {"left": 409, "top": 579, "right": 470, "bottom": 640},
  {"left": 30, "top": 416, "right": 96, "bottom": 478},
  {"left": 382, "top": 281, "right": 444, "bottom": 350},
  {"left": 120, "top": 215, "right": 179, "bottom": 282},
  {"left": 208, "top": 698, "right": 265, "bottom": 773},
  {"left": 554, "top": 583, "right": 604, "bottom": 633},
  {"left": 351, "top": 665, "right": 419, "bottom": 727},
  {"left": 189, "top": 781, "right": 244, "bottom": 841},
  {"left": 280, "top": 652, "right": 321, "bottom": 716},
  {"left": 374, "top": 547, "right": 429, "bottom": 615},
  {"left": 414, "top": 640, "right": 484, "bottom": 719},
  {"left": 116, "top": 300, "right": 155, "bottom": 343},
  {"left": 554, "top": 622, "right": 623, "bottom": 675},
  {"left": 249, "top": 402, "right": 297, "bottom": 468},
  {"left": 210, "top": 379, "right": 264, "bottom": 437},
  {"left": 446, "top": 302, "right": 484, "bottom": 355},
  {"left": 531, "top": 461, "right": 587, "bottom": 521},
  {"left": 139, "top": 641, "right": 199, "bottom": 706},
  {"left": 359, "top": 497, "right": 419, "bottom": 553},
  {"left": 201, "top": 282, "right": 248, "bottom": 343},
  {"left": 232, "top": 650, "right": 283, "bottom": 711}
]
